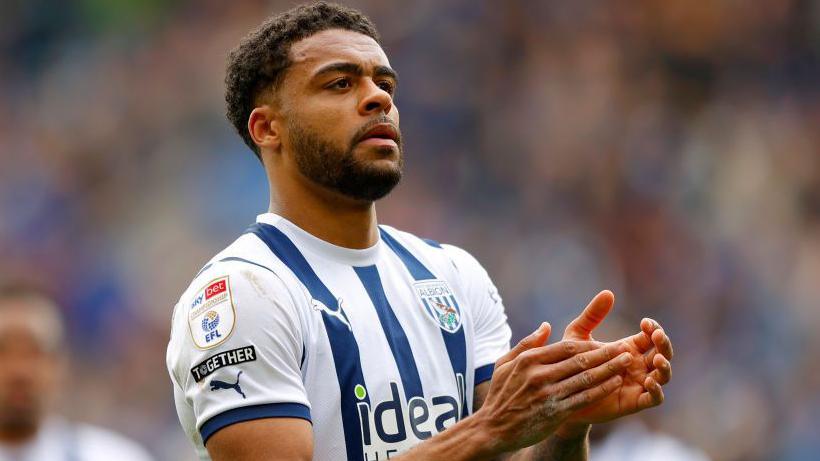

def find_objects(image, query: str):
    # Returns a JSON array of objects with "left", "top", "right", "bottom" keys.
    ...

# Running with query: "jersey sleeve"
[
  {"left": 441, "top": 244, "right": 512, "bottom": 386},
  {"left": 166, "top": 260, "right": 310, "bottom": 446}
]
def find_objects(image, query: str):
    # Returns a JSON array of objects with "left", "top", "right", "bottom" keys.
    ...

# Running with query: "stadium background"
[{"left": 1, "top": 0, "right": 818, "bottom": 459}]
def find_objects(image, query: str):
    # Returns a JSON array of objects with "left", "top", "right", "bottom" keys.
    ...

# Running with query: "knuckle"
[
  {"left": 518, "top": 350, "right": 535, "bottom": 365},
  {"left": 606, "top": 360, "right": 619, "bottom": 373},
  {"left": 525, "top": 369, "right": 542, "bottom": 389},
  {"left": 574, "top": 353, "right": 589, "bottom": 369},
  {"left": 495, "top": 361, "right": 512, "bottom": 376},
  {"left": 602, "top": 346, "right": 614, "bottom": 361},
  {"left": 551, "top": 383, "right": 568, "bottom": 400},
  {"left": 527, "top": 372, "right": 540, "bottom": 388},
  {"left": 581, "top": 371, "right": 593, "bottom": 386},
  {"left": 563, "top": 342, "right": 577, "bottom": 355}
]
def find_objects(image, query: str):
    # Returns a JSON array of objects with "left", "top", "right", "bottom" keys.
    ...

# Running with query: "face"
[
  {"left": 276, "top": 29, "right": 403, "bottom": 202},
  {"left": 0, "top": 302, "right": 61, "bottom": 437}
]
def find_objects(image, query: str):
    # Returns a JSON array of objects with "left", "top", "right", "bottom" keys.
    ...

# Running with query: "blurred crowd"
[{"left": 1, "top": 1, "right": 818, "bottom": 460}]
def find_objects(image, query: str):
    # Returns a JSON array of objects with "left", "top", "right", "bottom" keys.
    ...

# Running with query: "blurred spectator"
[
  {"left": 591, "top": 421, "right": 711, "bottom": 461},
  {"left": 0, "top": 283, "right": 153, "bottom": 461}
]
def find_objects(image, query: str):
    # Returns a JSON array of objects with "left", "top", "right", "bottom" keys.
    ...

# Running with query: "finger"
[
  {"left": 564, "top": 290, "right": 615, "bottom": 340},
  {"left": 496, "top": 322, "right": 551, "bottom": 367},
  {"left": 651, "top": 328, "right": 674, "bottom": 361},
  {"left": 521, "top": 340, "right": 605, "bottom": 366},
  {"left": 548, "top": 341, "right": 629, "bottom": 381},
  {"left": 560, "top": 374, "right": 623, "bottom": 412},
  {"left": 626, "top": 329, "right": 653, "bottom": 354},
  {"left": 552, "top": 352, "right": 632, "bottom": 400},
  {"left": 636, "top": 376, "right": 664, "bottom": 410},
  {"left": 640, "top": 317, "right": 661, "bottom": 336},
  {"left": 649, "top": 354, "right": 672, "bottom": 385}
]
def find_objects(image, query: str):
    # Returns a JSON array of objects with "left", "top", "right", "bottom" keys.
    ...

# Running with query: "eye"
[
  {"left": 377, "top": 80, "right": 395, "bottom": 95},
  {"left": 328, "top": 78, "right": 352, "bottom": 90}
]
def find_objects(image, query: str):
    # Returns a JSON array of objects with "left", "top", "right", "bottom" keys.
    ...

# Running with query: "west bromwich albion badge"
[
  {"left": 413, "top": 280, "right": 462, "bottom": 333},
  {"left": 188, "top": 276, "right": 236, "bottom": 349}
]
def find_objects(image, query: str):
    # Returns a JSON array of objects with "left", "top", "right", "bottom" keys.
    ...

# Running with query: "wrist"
[
  {"left": 419, "top": 409, "right": 504, "bottom": 461},
  {"left": 463, "top": 408, "right": 506, "bottom": 459},
  {"left": 553, "top": 422, "right": 590, "bottom": 441}
]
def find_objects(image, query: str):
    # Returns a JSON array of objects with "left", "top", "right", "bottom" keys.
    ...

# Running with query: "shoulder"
[
  {"left": 183, "top": 232, "right": 297, "bottom": 300},
  {"left": 379, "top": 225, "right": 490, "bottom": 279},
  {"left": 378, "top": 225, "right": 459, "bottom": 272},
  {"left": 172, "top": 233, "right": 305, "bottom": 327},
  {"left": 167, "top": 232, "right": 308, "bottom": 384},
  {"left": 74, "top": 423, "right": 154, "bottom": 461}
]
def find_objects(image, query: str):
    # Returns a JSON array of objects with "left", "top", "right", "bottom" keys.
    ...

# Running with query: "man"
[
  {"left": 166, "top": 3, "right": 674, "bottom": 460},
  {"left": 0, "top": 283, "right": 153, "bottom": 461}
]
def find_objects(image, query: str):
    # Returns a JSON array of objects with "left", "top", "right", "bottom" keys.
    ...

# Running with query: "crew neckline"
[{"left": 256, "top": 213, "right": 382, "bottom": 266}]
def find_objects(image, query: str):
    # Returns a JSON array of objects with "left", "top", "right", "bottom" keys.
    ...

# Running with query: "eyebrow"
[{"left": 312, "top": 62, "right": 399, "bottom": 82}]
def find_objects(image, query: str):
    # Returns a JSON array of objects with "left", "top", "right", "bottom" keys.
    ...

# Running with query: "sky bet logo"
[
  {"left": 191, "top": 279, "right": 227, "bottom": 309},
  {"left": 355, "top": 374, "right": 466, "bottom": 460}
]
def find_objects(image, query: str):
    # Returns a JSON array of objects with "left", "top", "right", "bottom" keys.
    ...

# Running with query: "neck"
[{"left": 268, "top": 167, "right": 379, "bottom": 250}]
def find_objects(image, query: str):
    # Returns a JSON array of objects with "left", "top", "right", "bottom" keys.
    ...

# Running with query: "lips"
[{"left": 358, "top": 123, "right": 399, "bottom": 143}]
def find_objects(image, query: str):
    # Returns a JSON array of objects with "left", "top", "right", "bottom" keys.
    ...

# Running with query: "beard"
[
  {"left": 0, "top": 400, "right": 41, "bottom": 440},
  {"left": 288, "top": 117, "right": 403, "bottom": 202}
]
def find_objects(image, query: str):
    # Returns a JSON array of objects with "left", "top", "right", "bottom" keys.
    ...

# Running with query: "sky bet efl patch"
[{"left": 188, "top": 276, "right": 235, "bottom": 349}]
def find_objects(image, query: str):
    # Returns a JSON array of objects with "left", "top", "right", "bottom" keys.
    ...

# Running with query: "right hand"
[{"left": 474, "top": 322, "right": 633, "bottom": 456}]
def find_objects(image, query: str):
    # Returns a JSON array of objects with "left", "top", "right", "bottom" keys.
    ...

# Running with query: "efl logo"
[{"left": 206, "top": 280, "right": 227, "bottom": 300}]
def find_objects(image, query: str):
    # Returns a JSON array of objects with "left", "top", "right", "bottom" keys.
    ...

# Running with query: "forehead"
[
  {"left": 0, "top": 299, "right": 63, "bottom": 350},
  {"left": 289, "top": 29, "right": 390, "bottom": 74}
]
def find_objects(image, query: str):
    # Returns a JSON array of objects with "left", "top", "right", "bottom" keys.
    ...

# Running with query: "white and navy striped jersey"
[{"left": 166, "top": 213, "right": 511, "bottom": 460}]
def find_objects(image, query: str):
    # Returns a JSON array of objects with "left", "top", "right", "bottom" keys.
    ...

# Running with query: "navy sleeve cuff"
[
  {"left": 200, "top": 402, "right": 311, "bottom": 444},
  {"left": 474, "top": 363, "right": 495, "bottom": 385}
]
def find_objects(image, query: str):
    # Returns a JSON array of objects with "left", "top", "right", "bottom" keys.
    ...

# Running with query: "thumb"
[
  {"left": 564, "top": 290, "right": 615, "bottom": 340},
  {"left": 496, "top": 322, "right": 551, "bottom": 367}
]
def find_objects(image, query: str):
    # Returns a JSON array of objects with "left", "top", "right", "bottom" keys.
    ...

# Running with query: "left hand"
[{"left": 554, "top": 291, "right": 674, "bottom": 438}]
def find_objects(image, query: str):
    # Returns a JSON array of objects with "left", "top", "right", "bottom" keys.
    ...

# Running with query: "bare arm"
[{"left": 206, "top": 418, "right": 313, "bottom": 461}]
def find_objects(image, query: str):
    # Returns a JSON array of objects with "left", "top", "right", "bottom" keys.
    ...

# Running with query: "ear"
[{"left": 248, "top": 105, "right": 282, "bottom": 154}]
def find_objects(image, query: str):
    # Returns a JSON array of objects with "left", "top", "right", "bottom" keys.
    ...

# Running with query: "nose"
[{"left": 358, "top": 79, "right": 393, "bottom": 116}]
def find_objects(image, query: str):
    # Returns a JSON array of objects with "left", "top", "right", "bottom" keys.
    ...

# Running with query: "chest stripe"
[
  {"left": 354, "top": 265, "right": 425, "bottom": 400},
  {"left": 379, "top": 228, "right": 470, "bottom": 418},
  {"left": 248, "top": 223, "right": 368, "bottom": 461}
]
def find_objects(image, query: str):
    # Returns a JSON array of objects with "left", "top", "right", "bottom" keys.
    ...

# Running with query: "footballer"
[{"left": 166, "top": 2, "right": 674, "bottom": 460}]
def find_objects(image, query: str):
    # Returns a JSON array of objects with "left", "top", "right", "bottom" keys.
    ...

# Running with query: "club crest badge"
[
  {"left": 413, "top": 280, "right": 462, "bottom": 333},
  {"left": 188, "top": 276, "right": 236, "bottom": 349}
]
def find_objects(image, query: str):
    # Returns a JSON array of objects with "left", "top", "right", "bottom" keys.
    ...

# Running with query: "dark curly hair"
[{"left": 225, "top": 2, "right": 381, "bottom": 158}]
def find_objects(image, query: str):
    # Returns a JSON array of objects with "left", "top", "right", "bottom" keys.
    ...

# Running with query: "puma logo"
[
  {"left": 311, "top": 297, "right": 352, "bottom": 331},
  {"left": 210, "top": 370, "right": 246, "bottom": 399}
]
